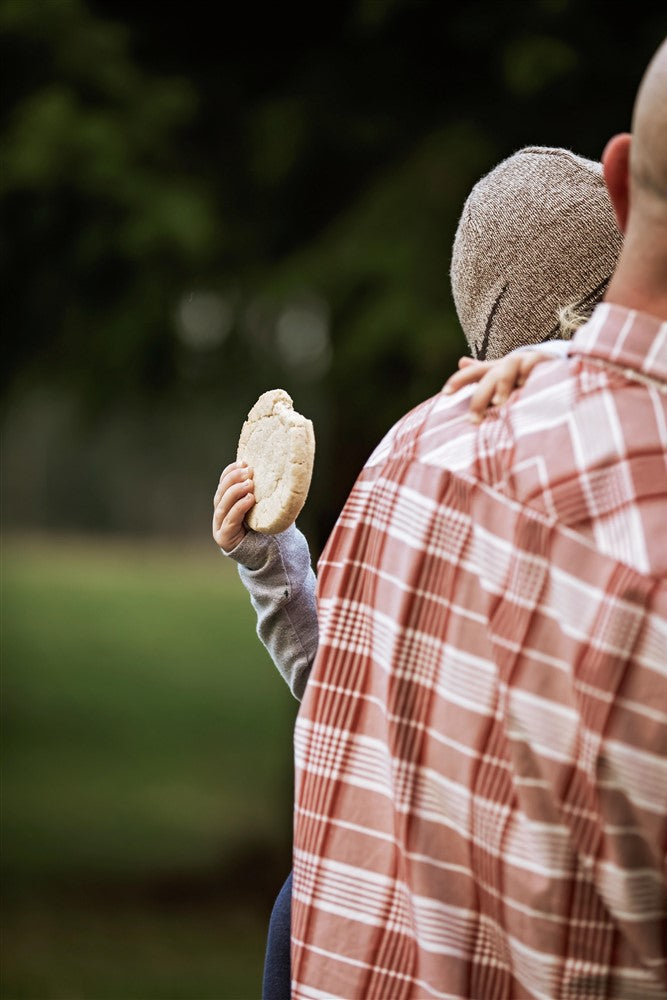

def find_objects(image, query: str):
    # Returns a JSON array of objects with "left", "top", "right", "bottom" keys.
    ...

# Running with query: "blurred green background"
[{"left": 2, "top": 1, "right": 665, "bottom": 997}]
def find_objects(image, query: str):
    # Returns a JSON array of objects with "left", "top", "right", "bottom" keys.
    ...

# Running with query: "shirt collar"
[{"left": 568, "top": 302, "right": 667, "bottom": 384}]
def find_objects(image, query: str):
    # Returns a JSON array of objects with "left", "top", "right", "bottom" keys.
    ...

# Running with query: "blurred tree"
[
  {"left": 2, "top": 0, "right": 665, "bottom": 544},
  {"left": 1, "top": 0, "right": 219, "bottom": 408}
]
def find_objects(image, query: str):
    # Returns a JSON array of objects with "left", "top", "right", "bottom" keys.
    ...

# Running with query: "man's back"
[
  {"left": 449, "top": 303, "right": 666, "bottom": 575},
  {"left": 291, "top": 303, "right": 667, "bottom": 998}
]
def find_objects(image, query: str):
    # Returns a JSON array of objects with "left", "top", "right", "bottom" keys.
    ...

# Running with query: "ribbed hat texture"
[{"left": 450, "top": 147, "right": 623, "bottom": 360}]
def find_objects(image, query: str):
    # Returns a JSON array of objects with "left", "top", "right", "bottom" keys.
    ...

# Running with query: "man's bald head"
[
  {"left": 602, "top": 39, "right": 667, "bottom": 318},
  {"left": 630, "top": 38, "right": 667, "bottom": 215}
]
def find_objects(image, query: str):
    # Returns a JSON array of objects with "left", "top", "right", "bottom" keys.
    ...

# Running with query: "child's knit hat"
[{"left": 450, "top": 146, "right": 623, "bottom": 360}]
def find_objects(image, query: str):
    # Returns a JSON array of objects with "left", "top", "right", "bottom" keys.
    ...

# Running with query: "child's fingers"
[
  {"left": 443, "top": 360, "right": 493, "bottom": 394},
  {"left": 214, "top": 461, "right": 248, "bottom": 507},
  {"left": 214, "top": 492, "right": 254, "bottom": 533},
  {"left": 213, "top": 487, "right": 255, "bottom": 550},
  {"left": 468, "top": 351, "right": 560, "bottom": 423},
  {"left": 213, "top": 478, "right": 254, "bottom": 529},
  {"left": 213, "top": 461, "right": 252, "bottom": 508},
  {"left": 468, "top": 370, "right": 503, "bottom": 421},
  {"left": 468, "top": 357, "right": 522, "bottom": 422}
]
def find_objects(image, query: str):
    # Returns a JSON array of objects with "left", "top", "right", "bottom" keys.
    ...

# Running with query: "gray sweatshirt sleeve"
[{"left": 222, "top": 524, "right": 318, "bottom": 702}]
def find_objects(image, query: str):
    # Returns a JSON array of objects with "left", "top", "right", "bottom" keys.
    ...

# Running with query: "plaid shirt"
[{"left": 292, "top": 304, "right": 667, "bottom": 999}]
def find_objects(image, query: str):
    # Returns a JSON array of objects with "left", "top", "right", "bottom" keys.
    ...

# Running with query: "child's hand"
[
  {"left": 443, "top": 351, "right": 552, "bottom": 423},
  {"left": 212, "top": 461, "right": 255, "bottom": 551}
]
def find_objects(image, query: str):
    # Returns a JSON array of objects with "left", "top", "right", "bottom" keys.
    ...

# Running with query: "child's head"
[{"left": 450, "top": 146, "right": 623, "bottom": 360}]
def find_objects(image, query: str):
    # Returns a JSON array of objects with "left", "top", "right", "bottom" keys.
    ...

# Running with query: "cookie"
[{"left": 237, "top": 389, "right": 315, "bottom": 534}]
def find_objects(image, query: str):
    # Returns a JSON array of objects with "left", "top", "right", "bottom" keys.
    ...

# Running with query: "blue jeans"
[{"left": 262, "top": 870, "right": 292, "bottom": 1000}]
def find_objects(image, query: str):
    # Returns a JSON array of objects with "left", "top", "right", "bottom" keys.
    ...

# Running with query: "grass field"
[{"left": 2, "top": 535, "right": 298, "bottom": 999}]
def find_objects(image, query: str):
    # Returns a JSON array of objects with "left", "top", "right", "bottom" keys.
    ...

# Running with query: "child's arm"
[
  {"left": 443, "top": 341, "right": 568, "bottom": 422},
  {"left": 213, "top": 462, "right": 318, "bottom": 702}
]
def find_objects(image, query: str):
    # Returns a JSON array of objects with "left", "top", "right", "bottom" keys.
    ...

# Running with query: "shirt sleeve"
[{"left": 222, "top": 524, "right": 318, "bottom": 702}]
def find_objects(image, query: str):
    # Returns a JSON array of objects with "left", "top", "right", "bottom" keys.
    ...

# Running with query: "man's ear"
[{"left": 602, "top": 133, "right": 631, "bottom": 233}]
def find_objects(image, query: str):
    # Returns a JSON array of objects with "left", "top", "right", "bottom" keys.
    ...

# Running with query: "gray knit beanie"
[{"left": 450, "top": 146, "right": 623, "bottom": 360}]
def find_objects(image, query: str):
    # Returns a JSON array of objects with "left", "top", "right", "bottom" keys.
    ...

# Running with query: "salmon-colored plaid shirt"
[{"left": 292, "top": 304, "right": 667, "bottom": 999}]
